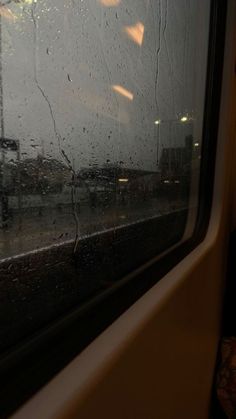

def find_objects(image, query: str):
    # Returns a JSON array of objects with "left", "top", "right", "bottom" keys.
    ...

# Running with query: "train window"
[{"left": 0, "top": 0, "right": 226, "bottom": 416}]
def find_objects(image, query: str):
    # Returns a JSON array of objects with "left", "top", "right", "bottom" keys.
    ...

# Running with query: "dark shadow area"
[{"left": 210, "top": 231, "right": 236, "bottom": 419}]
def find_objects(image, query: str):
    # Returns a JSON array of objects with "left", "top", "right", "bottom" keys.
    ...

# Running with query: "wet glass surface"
[
  {"left": 0, "top": 4, "right": 216, "bottom": 405},
  {"left": 0, "top": 0, "right": 210, "bottom": 260}
]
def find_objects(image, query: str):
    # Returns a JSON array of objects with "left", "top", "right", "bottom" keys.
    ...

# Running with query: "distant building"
[
  {"left": 159, "top": 135, "right": 197, "bottom": 182},
  {"left": 6, "top": 155, "right": 71, "bottom": 195},
  {"left": 79, "top": 164, "right": 160, "bottom": 205}
]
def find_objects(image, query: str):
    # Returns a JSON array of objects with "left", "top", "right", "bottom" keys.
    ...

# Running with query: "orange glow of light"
[
  {"left": 0, "top": 6, "right": 17, "bottom": 21},
  {"left": 112, "top": 85, "right": 133, "bottom": 101},
  {"left": 124, "top": 22, "right": 144, "bottom": 46},
  {"left": 99, "top": 0, "right": 121, "bottom": 6}
]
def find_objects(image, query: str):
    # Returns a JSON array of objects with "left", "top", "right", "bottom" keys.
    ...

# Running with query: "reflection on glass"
[
  {"left": 0, "top": 6, "right": 16, "bottom": 21},
  {"left": 112, "top": 85, "right": 134, "bottom": 101},
  {"left": 98, "top": 0, "right": 121, "bottom": 6},
  {"left": 124, "top": 22, "right": 144, "bottom": 46}
]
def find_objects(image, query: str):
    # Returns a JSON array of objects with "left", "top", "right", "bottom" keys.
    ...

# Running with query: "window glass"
[
  {"left": 0, "top": 0, "right": 212, "bottom": 355},
  {"left": 0, "top": 0, "right": 210, "bottom": 258}
]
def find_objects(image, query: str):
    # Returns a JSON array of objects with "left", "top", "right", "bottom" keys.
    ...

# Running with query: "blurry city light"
[
  {"left": 180, "top": 116, "right": 188, "bottom": 122},
  {"left": 194, "top": 142, "right": 200, "bottom": 147},
  {"left": 174, "top": 180, "right": 180, "bottom": 184},
  {"left": 163, "top": 180, "right": 170, "bottom": 184},
  {"left": 99, "top": 0, "right": 120, "bottom": 6},
  {"left": 112, "top": 85, "right": 133, "bottom": 101},
  {"left": 155, "top": 120, "right": 161, "bottom": 125},
  {"left": 118, "top": 178, "right": 129, "bottom": 182},
  {"left": 124, "top": 22, "right": 144, "bottom": 46}
]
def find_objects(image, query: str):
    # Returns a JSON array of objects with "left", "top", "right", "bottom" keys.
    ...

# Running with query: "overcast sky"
[{"left": 1, "top": 0, "right": 210, "bottom": 171}]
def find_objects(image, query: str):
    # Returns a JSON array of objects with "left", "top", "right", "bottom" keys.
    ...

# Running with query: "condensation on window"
[{"left": 0, "top": 0, "right": 210, "bottom": 259}]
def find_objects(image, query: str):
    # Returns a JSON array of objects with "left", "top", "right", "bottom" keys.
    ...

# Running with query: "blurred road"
[{"left": 0, "top": 197, "right": 186, "bottom": 259}]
